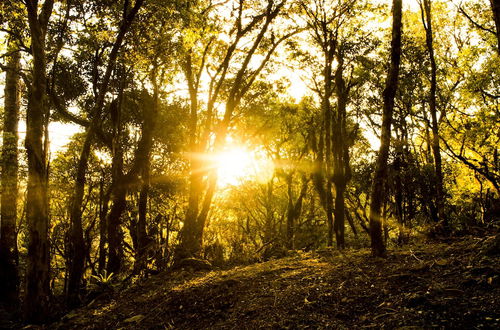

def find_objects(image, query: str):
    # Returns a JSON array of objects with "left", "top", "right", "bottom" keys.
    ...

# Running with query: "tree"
[
  {"left": 301, "top": 0, "right": 366, "bottom": 248},
  {"left": 22, "top": 0, "right": 54, "bottom": 322},
  {"left": 64, "top": 0, "right": 145, "bottom": 306},
  {"left": 369, "top": 0, "right": 402, "bottom": 257},
  {"left": 491, "top": 0, "right": 500, "bottom": 52},
  {"left": 0, "top": 34, "right": 21, "bottom": 312},
  {"left": 175, "top": 0, "right": 296, "bottom": 262},
  {"left": 419, "top": 0, "right": 446, "bottom": 228}
]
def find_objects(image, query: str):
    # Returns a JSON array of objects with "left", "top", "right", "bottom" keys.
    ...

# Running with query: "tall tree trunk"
[
  {"left": 135, "top": 163, "right": 149, "bottom": 272},
  {"left": 421, "top": 0, "right": 446, "bottom": 228},
  {"left": 24, "top": 0, "right": 54, "bottom": 322},
  {"left": 135, "top": 81, "right": 158, "bottom": 273},
  {"left": 0, "top": 40, "right": 21, "bottom": 312},
  {"left": 323, "top": 38, "right": 336, "bottom": 247},
  {"left": 369, "top": 0, "right": 402, "bottom": 257},
  {"left": 286, "top": 175, "right": 295, "bottom": 249},
  {"left": 333, "top": 184, "right": 346, "bottom": 248},
  {"left": 66, "top": 136, "right": 91, "bottom": 307},
  {"left": 311, "top": 132, "right": 335, "bottom": 244},
  {"left": 491, "top": 0, "right": 500, "bottom": 53},
  {"left": 332, "top": 55, "right": 351, "bottom": 250},
  {"left": 106, "top": 97, "right": 125, "bottom": 275}
]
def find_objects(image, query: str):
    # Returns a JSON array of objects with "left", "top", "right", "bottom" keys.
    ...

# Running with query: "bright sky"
[{"left": 16, "top": 120, "right": 82, "bottom": 156}]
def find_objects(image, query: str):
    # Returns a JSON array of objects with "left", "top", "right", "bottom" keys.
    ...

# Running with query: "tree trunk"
[
  {"left": 286, "top": 176, "right": 295, "bottom": 249},
  {"left": 98, "top": 175, "right": 110, "bottom": 274},
  {"left": 106, "top": 99, "right": 125, "bottom": 275},
  {"left": 333, "top": 183, "right": 346, "bottom": 249},
  {"left": 332, "top": 55, "right": 351, "bottom": 250},
  {"left": 66, "top": 135, "right": 91, "bottom": 307},
  {"left": 323, "top": 56, "right": 335, "bottom": 247},
  {"left": 369, "top": 0, "right": 402, "bottom": 257},
  {"left": 107, "top": 89, "right": 157, "bottom": 275},
  {"left": 106, "top": 183, "right": 127, "bottom": 275},
  {"left": 421, "top": 0, "right": 446, "bottom": 228},
  {"left": 491, "top": 0, "right": 500, "bottom": 53},
  {"left": 135, "top": 163, "right": 150, "bottom": 273},
  {"left": 286, "top": 175, "right": 308, "bottom": 249},
  {"left": 135, "top": 84, "right": 158, "bottom": 273},
  {"left": 0, "top": 40, "right": 20, "bottom": 312},
  {"left": 24, "top": 0, "right": 54, "bottom": 323}
]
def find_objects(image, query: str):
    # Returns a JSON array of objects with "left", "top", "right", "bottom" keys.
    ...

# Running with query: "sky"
[{"left": 16, "top": 120, "right": 82, "bottom": 156}]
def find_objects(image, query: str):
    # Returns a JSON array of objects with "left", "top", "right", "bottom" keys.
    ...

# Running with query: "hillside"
[{"left": 45, "top": 235, "right": 500, "bottom": 329}]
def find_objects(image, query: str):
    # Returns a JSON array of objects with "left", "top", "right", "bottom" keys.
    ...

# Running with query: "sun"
[
  {"left": 215, "top": 146, "right": 275, "bottom": 187},
  {"left": 216, "top": 147, "right": 254, "bottom": 187}
]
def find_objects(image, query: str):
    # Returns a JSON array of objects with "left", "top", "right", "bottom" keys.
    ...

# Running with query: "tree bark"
[
  {"left": 135, "top": 79, "right": 159, "bottom": 274},
  {"left": 491, "top": 0, "right": 500, "bottom": 53},
  {"left": 286, "top": 175, "right": 308, "bottom": 249},
  {"left": 24, "top": 0, "right": 54, "bottom": 322},
  {"left": 421, "top": 0, "right": 446, "bottom": 228},
  {"left": 98, "top": 175, "right": 110, "bottom": 274},
  {"left": 0, "top": 39, "right": 20, "bottom": 312},
  {"left": 369, "top": 0, "right": 402, "bottom": 257},
  {"left": 106, "top": 183, "right": 127, "bottom": 275},
  {"left": 332, "top": 54, "right": 351, "bottom": 250}
]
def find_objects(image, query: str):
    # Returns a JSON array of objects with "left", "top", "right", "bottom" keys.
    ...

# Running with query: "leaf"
[{"left": 124, "top": 315, "right": 144, "bottom": 323}]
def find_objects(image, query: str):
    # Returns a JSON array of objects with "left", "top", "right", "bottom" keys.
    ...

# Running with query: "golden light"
[{"left": 215, "top": 146, "right": 274, "bottom": 187}]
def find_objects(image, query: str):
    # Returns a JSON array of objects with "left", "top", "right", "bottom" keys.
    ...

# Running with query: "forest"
[{"left": 0, "top": 0, "right": 499, "bottom": 328}]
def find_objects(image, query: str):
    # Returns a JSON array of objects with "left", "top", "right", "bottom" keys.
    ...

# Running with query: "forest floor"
[{"left": 43, "top": 235, "right": 500, "bottom": 329}]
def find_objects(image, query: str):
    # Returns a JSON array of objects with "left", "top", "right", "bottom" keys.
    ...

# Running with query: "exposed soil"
[{"left": 44, "top": 235, "right": 500, "bottom": 329}]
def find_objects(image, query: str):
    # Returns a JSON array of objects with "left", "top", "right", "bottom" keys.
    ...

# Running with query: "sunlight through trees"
[{"left": 0, "top": 0, "right": 498, "bottom": 325}]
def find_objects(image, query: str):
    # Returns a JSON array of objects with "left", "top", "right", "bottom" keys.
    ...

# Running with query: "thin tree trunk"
[
  {"left": 369, "top": 0, "right": 403, "bottom": 257},
  {"left": 107, "top": 97, "right": 125, "bottom": 275},
  {"left": 323, "top": 51, "right": 335, "bottom": 247},
  {"left": 333, "top": 184, "right": 346, "bottom": 248},
  {"left": 421, "top": 0, "right": 446, "bottom": 228},
  {"left": 286, "top": 175, "right": 295, "bottom": 249},
  {"left": 491, "top": 0, "right": 500, "bottom": 53},
  {"left": 286, "top": 175, "right": 308, "bottom": 249},
  {"left": 0, "top": 40, "right": 21, "bottom": 312},
  {"left": 332, "top": 55, "right": 351, "bottom": 250},
  {"left": 106, "top": 184, "right": 127, "bottom": 275},
  {"left": 98, "top": 176, "right": 110, "bottom": 274},
  {"left": 135, "top": 78, "right": 158, "bottom": 273},
  {"left": 135, "top": 163, "right": 150, "bottom": 273},
  {"left": 66, "top": 136, "right": 91, "bottom": 307}
]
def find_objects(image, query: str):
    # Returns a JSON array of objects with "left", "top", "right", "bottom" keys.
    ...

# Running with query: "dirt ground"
[{"left": 43, "top": 235, "right": 500, "bottom": 329}]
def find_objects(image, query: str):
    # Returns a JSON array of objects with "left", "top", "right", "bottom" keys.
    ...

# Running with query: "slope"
[{"left": 53, "top": 235, "right": 499, "bottom": 329}]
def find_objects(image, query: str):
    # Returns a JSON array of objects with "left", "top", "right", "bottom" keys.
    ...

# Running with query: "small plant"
[{"left": 90, "top": 271, "right": 115, "bottom": 292}]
